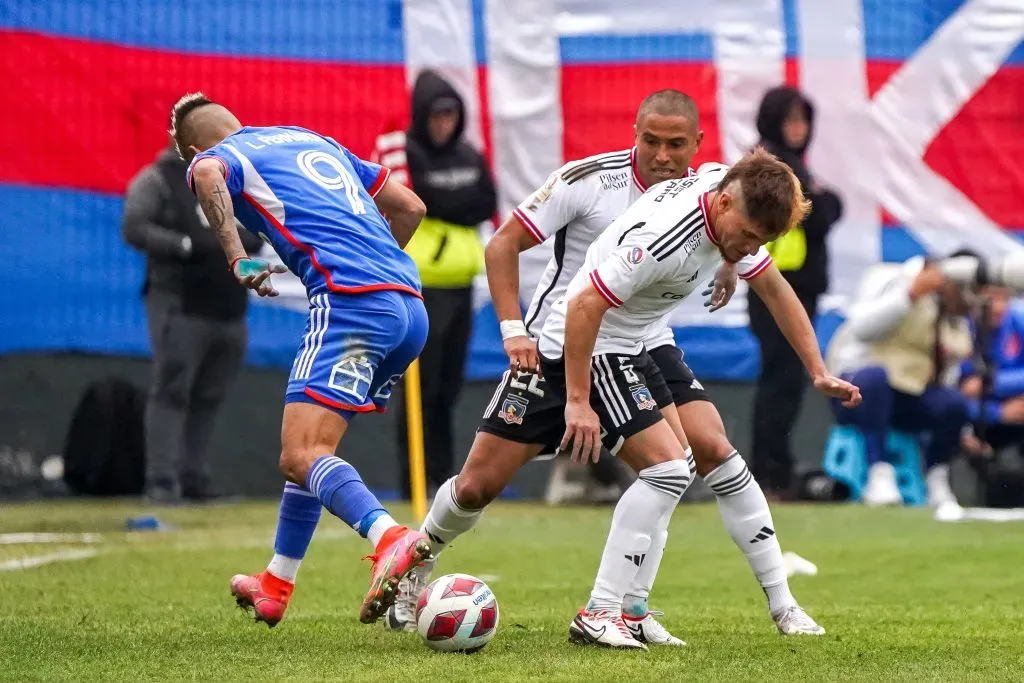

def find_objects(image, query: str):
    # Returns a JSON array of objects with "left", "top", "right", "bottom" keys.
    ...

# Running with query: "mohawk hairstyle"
[{"left": 169, "top": 92, "right": 216, "bottom": 161}]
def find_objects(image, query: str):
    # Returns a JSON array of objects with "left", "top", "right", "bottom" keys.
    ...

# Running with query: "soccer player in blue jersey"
[{"left": 170, "top": 93, "right": 433, "bottom": 626}]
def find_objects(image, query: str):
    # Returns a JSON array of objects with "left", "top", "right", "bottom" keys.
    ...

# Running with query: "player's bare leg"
[
  {"left": 571, "top": 409, "right": 691, "bottom": 650},
  {"left": 387, "top": 432, "right": 542, "bottom": 631},
  {"left": 232, "top": 403, "right": 431, "bottom": 627},
  {"left": 680, "top": 399, "right": 823, "bottom": 635}
]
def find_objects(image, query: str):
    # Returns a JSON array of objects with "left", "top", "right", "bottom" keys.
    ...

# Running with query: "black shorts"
[
  {"left": 477, "top": 350, "right": 674, "bottom": 455},
  {"left": 542, "top": 350, "right": 673, "bottom": 454},
  {"left": 477, "top": 369, "right": 566, "bottom": 455},
  {"left": 648, "top": 344, "right": 712, "bottom": 406}
]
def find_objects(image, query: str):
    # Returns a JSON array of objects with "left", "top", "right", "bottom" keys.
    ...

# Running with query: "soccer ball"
[{"left": 415, "top": 573, "right": 499, "bottom": 653}]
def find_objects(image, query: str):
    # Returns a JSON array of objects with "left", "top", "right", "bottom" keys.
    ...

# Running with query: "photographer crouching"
[{"left": 825, "top": 253, "right": 976, "bottom": 507}]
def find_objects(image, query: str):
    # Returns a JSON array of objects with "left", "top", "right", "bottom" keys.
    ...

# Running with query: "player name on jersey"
[
  {"left": 539, "top": 164, "right": 772, "bottom": 358},
  {"left": 513, "top": 147, "right": 693, "bottom": 352}
]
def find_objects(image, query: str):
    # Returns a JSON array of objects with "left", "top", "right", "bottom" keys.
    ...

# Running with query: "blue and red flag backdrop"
[{"left": 2, "top": 0, "right": 1023, "bottom": 381}]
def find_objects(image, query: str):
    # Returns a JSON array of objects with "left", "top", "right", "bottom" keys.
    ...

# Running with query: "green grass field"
[{"left": 1, "top": 500, "right": 1022, "bottom": 682}]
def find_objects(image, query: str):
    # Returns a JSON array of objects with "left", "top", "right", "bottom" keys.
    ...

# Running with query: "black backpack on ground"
[{"left": 63, "top": 377, "right": 146, "bottom": 496}]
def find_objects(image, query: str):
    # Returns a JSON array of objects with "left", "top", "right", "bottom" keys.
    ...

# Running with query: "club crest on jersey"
[
  {"left": 631, "top": 385, "right": 656, "bottom": 411},
  {"left": 500, "top": 394, "right": 529, "bottom": 425},
  {"left": 626, "top": 247, "right": 645, "bottom": 265}
]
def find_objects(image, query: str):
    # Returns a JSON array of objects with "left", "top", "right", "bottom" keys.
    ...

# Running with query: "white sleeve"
[
  {"left": 512, "top": 167, "right": 589, "bottom": 244},
  {"left": 846, "top": 267, "right": 914, "bottom": 342},
  {"left": 737, "top": 247, "right": 773, "bottom": 280},
  {"left": 588, "top": 244, "right": 674, "bottom": 307}
]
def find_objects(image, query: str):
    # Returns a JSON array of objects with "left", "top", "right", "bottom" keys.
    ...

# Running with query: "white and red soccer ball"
[{"left": 415, "top": 573, "right": 499, "bottom": 653}]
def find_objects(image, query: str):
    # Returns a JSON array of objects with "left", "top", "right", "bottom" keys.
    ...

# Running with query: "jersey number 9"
[{"left": 296, "top": 149, "right": 367, "bottom": 215}]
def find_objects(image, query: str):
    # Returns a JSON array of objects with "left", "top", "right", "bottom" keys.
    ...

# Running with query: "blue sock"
[
  {"left": 306, "top": 456, "right": 388, "bottom": 538},
  {"left": 273, "top": 482, "right": 322, "bottom": 560}
]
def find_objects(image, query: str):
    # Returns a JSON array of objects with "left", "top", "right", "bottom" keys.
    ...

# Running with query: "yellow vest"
[
  {"left": 765, "top": 226, "right": 807, "bottom": 272},
  {"left": 403, "top": 216, "right": 485, "bottom": 288}
]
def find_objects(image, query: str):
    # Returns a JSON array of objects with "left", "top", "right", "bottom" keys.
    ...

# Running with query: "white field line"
[
  {"left": 0, "top": 548, "right": 99, "bottom": 572},
  {"left": 0, "top": 526, "right": 363, "bottom": 571},
  {"left": 0, "top": 532, "right": 103, "bottom": 545}
]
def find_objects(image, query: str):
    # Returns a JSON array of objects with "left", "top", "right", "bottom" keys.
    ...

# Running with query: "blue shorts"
[{"left": 285, "top": 289, "right": 428, "bottom": 421}]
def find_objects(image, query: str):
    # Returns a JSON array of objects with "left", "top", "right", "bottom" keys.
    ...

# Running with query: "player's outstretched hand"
[
  {"left": 812, "top": 373, "right": 862, "bottom": 408},
  {"left": 504, "top": 336, "right": 541, "bottom": 377},
  {"left": 702, "top": 263, "right": 738, "bottom": 312},
  {"left": 561, "top": 400, "right": 602, "bottom": 465},
  {"left": 232, "top": 258, "right": 289, "bottom": 297}
]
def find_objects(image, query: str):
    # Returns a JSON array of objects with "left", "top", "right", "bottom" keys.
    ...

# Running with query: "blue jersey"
[
  {"left": 963, "top": 301, "right": 1024, "bottom": 400},
  {"left": 187, "top": 125, "right": 421, "bottom": 299}
]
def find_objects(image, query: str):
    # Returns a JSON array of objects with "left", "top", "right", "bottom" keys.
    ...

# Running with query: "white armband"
[{"left": 500, "top": 320, "right": 529, "bottom": 340}]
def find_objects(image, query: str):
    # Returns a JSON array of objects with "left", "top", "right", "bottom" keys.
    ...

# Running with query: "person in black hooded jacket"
[
  {"left": 747, "top": 86, "right": 844, "bottom": 498},
  {"left": 122, "top": 138, "right": 263, "bottom": 502},
  {"left": 395, "top": 70, "right": 498, "bottom": 497}
]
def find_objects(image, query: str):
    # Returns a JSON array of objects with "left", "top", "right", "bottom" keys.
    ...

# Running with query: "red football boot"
[
  {"left": 359, "top": 526, "right": 433, "bottom": 624},
  {"left": 230, "top": 571, "right": 293, "bottom": 628}
]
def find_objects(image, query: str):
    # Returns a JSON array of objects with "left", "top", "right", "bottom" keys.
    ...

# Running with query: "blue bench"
[{"left": 822, "top": 424, "right": 927, "bottom": 506}]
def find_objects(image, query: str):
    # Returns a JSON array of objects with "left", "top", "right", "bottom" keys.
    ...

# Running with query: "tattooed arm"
[
  {"left": 191, "top": 158, "right": 246, "bottom": 267},
  {"left": 191, "top": 157, "right": 285, "bottom": 296}
]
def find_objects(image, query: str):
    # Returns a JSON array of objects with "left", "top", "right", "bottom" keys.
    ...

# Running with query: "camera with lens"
[{"left": 938, "top": 252, "right": 1024, "bottom": 293}]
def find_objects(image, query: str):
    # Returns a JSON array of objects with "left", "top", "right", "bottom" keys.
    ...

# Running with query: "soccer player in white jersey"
[
  {"left": 546, "top": 148, "right": 861, "bottom": 648},
  {"left": 386, "top": 92, "right": 840, "bottom": 643}
]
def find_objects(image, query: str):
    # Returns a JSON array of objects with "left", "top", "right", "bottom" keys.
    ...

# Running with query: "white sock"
[
  {"left": 622, "top": 447, "right": 692, "bottom": 618},
  {"left": 366, "top": 513, "right": 399, "bottom": 548},
  {"left": 421, "top": 476, "right": 484, "bottom": 553},
  {"left": 704, "top": 451, "right": 796, "bottom": 614},
  {"left": 267, "top": 554, "right": 301, "bottom": 582},
  {"left": 622, "top": 521, "right": 668, "bottom": 619},
  {"left": 588, "top": 459, "right": 690, "bottom": 615}
]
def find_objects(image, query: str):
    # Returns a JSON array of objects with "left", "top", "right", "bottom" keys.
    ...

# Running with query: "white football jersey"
[
  {"left": 514, "top": 148, "right": 684, "bottom": 350},
  {"left": 539, "top": 164, "right": 773, "bottom": 357}
]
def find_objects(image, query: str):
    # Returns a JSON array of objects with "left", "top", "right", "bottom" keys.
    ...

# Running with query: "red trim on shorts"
[
  {"left": 241, "top": 192, "right": 423, "bottom": 299},
  {"left": 512, "top": 208, "right": 546, "bottom": 244},
  {"left": 739, "top": 254, "right": 773, "bottom": 280},
  {"left": 303, "top": 388, "right": 376, "bottom": 413},
  {"left": 589, "top": 270, "right": 623, "bottom": 307},
  {"left": 368, "top": 167, "right": 390, "bottom": 198}
]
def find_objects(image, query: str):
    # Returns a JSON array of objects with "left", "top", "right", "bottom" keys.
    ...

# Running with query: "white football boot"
[
  {"left": 863, "top": 462, "right": 902, "bottom": 506},
  {"left": 773, "top": 605, "right": 826, "bottom": 636},
  {"left": 623, "top": 610, "right": 687, "bottom": 646},
  {"left": 569, "top": 609, "right": 647, "bottom": 650},
  {"left": 384, "top": 555, "right": 436, "bottom": 632}
]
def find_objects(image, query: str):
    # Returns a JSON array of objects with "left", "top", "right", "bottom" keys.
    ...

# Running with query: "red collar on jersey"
[
  {"left": 630, "top": 147, "right": 697, "bottom": 192},
  {"left": 630, "top": 147, "right": 647, "bottom": 192},
  {"left": 699, "top": 191, "right": 719, "bottom": 245}
]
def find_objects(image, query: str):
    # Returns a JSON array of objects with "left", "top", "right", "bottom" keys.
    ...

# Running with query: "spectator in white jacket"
[{"left": 826, "top": 254, "right": 974, "bottom": 507}]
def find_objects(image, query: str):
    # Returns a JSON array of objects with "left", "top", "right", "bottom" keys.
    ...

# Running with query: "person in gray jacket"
[{"left": 122, "top": 138, "right": 262, "bottom": 503}]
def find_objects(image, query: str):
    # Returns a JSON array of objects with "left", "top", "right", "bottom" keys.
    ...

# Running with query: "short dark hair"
[
  {"left": 719, "top": 146, "right": 810, "bottom": 238},
  {"left": 636, "top": 90, "right": 700, "bottom": 127},
  {"left": 169, "top": 92, "right": 216, "bottom": 161}
]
